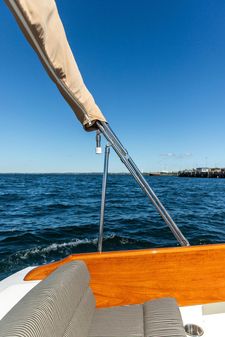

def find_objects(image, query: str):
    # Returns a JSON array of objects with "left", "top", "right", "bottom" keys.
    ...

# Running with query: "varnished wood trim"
[{"left": 25, "top": 244, "right": 225, "bottom": 308}]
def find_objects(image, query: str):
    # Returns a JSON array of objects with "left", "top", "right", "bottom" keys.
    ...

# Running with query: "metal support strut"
[
  {"left": 98, "top": 144, "right": 110, "bottom": 252},
  {"left": 96, "top": 121, "right": 190, "bottom": 247}
]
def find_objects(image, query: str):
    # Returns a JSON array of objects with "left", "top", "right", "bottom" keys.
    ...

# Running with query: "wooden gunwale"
[{"left": 25, "top": 243, "right": 225, "bottom": 308}]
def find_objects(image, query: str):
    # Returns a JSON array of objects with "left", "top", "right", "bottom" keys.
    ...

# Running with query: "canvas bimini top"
[
  {"left": 5, "top": 0, "right": 106, "bottom": 130},
  {"left": 5, "top": 0, "right": 190, "bottom": 248}
]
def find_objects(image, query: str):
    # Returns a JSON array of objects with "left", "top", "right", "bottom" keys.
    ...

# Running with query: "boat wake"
[{"left": 0, "top": 234, "right": 156, "bottom": 280}]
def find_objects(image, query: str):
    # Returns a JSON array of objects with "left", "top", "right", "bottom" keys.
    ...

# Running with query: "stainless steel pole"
[
  {"left": 96, "top": 121, "right": 190, "bottom": 247},
  {"left": 98, "top": 144, "right": 110, "bottom": 252}
]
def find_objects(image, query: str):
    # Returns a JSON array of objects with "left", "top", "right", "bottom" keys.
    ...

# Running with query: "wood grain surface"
[{"left": 24, "top": 244, "right": 225, "bottom": 308}]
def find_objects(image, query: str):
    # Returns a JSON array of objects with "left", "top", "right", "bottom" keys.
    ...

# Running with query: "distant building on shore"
[
  {"left": 148, "top": 171, "right": 178, "bottom": 176},
  {"left": 178, "top": 167, "right": 225, "bottom": 178},
  {"left": 196, "top": 167, "right": 209, "bottom": 173}
]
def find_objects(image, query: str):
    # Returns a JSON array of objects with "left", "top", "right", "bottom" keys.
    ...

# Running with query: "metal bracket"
[
  {"left": 98, "top": 144, "right": 111, "bottom": 252},
  {"left": 96, "top": 121, "right": 190, "bottom": 247}
]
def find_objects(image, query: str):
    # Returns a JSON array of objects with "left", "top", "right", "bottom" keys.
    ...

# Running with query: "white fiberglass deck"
[
  {"left": 0, "top": 267, "right": 39, "bottom": 320},
  {"left": 180, "top": 303, "right": 225, "bottom": 337}
]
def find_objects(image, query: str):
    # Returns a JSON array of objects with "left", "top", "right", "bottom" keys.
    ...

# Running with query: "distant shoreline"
[
  {"left": 1, "top": 171, "right": 224, "bottom": 178},
  {"left": 0, "top": 172, "right": 131, "bottom": 175},
  {"left": 0, "top": 172, "right": 175, "bottom": 176}
]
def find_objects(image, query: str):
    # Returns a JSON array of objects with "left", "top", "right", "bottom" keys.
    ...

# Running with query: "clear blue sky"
[{"left": 1, "top": 0, "right": 225, "bottom": 173}]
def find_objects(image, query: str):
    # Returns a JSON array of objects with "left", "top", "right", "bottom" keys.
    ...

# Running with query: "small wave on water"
[
  {"left": 1, "top": 173, "right": 225, "bottom": 280},
  {"left": 0, "top": 232, "right": 153, "bottom": 279}
]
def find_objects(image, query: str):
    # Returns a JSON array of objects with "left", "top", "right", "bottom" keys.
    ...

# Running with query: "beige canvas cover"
[{"left": 5, "top": 0, "right": 106, "bottom": 130}]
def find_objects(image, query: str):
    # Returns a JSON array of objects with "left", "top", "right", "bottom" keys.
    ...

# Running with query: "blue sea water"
[{"left": 0, "top": 173, "right": 225, "bottom": 281}]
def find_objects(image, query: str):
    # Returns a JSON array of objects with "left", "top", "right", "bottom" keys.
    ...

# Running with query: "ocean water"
[{"left": 0, "top": 173, "right": 225, "bottom": 281}]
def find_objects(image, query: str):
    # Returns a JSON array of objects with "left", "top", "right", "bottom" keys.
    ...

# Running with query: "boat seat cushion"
[
  {"left": 0, "top": 261, "right": 96, "bottom": 337},
  {"left": 89, "top": 297, "right": 185, "bottom": 337},
  {"left": 144, "top": 297, "right": 186, "bottom": 337},
  {"left": 0, "top": 261, "right": 186, "bottom": 337},
  {"left": 89, "top": 304, "right": 144, "bottom": 337}
]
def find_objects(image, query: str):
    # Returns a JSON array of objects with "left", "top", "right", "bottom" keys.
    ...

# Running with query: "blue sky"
[{"left": 0, "top": 0, "right": 225, "bottom": 173}]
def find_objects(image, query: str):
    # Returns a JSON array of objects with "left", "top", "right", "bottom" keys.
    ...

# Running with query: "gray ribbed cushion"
[
  {"left": 0, "top": 259, "right": 185, "bottom": 337},
  {"left": 144, "top": 297, "right": 186, "bottom": 337},
  {"left": 89, "top": 304, "right": 144, "bottom": 337},
  {"left": 64, "top": 287, "right": 95, "bottom": 337},
  {"left": 0, "top": 261, "right": 95, "bottom": 337}
]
